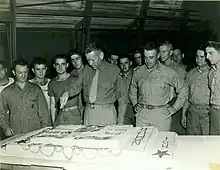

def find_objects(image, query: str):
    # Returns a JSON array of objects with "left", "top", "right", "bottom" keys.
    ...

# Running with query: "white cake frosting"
[{"left": 0, "top": 125, "right": 177, "bottom": 169}]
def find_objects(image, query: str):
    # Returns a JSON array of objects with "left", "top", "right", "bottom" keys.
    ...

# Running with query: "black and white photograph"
[{"left": 0, "top": 0, "right": 220, "bottom": 169}]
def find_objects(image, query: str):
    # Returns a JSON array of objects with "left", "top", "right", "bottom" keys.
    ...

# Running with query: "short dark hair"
[
  {"left": 84, "top": 42, "right": 103, "bottom": 54},
  {"left": 133, "top": 49, "right": 142, "bottom": 56},
  {"left": 144, "top": 42, "right": 158, "bottom": 52},
  {"left": 12, "top": 58, "right": 28, "bottom": 71},
  {"left": 205, "top": 41, "right": 220, "bottom": 52},
  {"left": 197, "top": 43, "right": 206, "bottom": 52},
  {"left": 31, "top": 57, "right": 47, "bottom": 69},
  {"left": 68, "top": 49, "right": 82, "bottom": 58},
  {"left": 0, "top": 60, "right": 5, "bottom": 68},
  {"left": 53, "top": 54, "right": 68, "bottom": 64},
  {"left": 119, "top": 55, "right": 131, "bottom": 62}
]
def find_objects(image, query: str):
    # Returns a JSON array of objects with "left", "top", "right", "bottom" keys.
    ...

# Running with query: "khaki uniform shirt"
[
  {"left": 129, "top": 62, "right": 188, "bottom": 111},
  {"left": 68, "top": 60, "right": 127, "bottom": 123},
  {"left": 209, "top": 66, "right": 220, "bottom": 105},
  {"left": 70, "top": 68, "right": 85, "bottom": 116},
  {"left": 168, "top": 61, "right": 187, "bottom": 80},
  {"left": 120, "top": 70, "right": 133, "bottom": 105},
  {"left": 0, "top": 82, "right": 50, "bottom": 135},
  {"left": 186, "top": 66, "right": 210, "bottom": 105}
]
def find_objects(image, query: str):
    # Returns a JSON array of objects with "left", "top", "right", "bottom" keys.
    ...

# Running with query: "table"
[{"left": 0, "top": 135, "right": 220, "bottom": 170}]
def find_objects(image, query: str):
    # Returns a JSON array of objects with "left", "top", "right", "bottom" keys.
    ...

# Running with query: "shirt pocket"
[
  {"left": 83, "top": 83, "right": 89, "bottom": 94},
  {"left": 100, "top": 81, "right": 114, "bottom": 92},
  {"left": 151, "top": 79, "right": 166, "bottom": 96},
  {"left": 27, "top": 98, "right": 38, "bottom": 111}
]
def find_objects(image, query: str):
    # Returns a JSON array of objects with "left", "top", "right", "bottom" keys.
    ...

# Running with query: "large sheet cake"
[{"left": 0, "top": 125, "right": 178, "bottom": 170}]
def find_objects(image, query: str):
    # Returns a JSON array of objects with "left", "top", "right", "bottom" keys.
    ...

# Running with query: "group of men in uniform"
[{"left": 1, "top": 40, "right": 220, "bottom": 141}]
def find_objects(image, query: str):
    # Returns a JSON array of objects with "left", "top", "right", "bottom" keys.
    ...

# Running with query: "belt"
[
  {"left": 211, "top": 104, "right": 220, "bottom": 110},
  {"left": 139, "top": 104, "right": 168, "bottom": 110},
  {"left": 62, "top": 106, "right": 78, "bottom": 112},
  {"left": 189, "top": 103, "right": 209, "bottom": 109},
  {"left": 86, "top": 103, "right": 114, "bottom": 109}
]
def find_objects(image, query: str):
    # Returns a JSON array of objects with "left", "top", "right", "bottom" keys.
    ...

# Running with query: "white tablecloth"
[{"left": 0, "top": 136, "right": 220, "bottom": 170}]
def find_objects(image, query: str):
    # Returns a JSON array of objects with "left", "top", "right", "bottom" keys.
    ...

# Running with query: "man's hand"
[
  {"left": 181, "top": 114, "right": 187, "bottom": 128},
  {"left": 4, "top": 127, "right": 14, "bottom": 137},
  {"left": 134, "top": 103, "right": 142, "bottom": 113},
  {"left": 165, "top": 106, "right": 177, "bottom": 119},
  {"left": 60, "top": 91, "right": 69, "bottom": 109}
]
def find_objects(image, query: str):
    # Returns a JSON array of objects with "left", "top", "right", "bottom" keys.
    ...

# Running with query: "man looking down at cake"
[
  {"left": 60, "top": 42, "right": 127, "bottom": 125},
  {"left": 129, "top": 42, "right": 187, "bottom": 131},
  {"left": 0, "top": 59, "right": 50, "bottom": 137}
]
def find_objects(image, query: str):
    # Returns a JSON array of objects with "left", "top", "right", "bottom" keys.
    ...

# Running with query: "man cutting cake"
[{"left": 60, "top": 42, "right": 127, "bottom": 125}]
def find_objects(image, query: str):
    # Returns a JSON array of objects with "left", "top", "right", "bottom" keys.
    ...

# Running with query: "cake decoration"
[{"left": 152, "top": 150, "right": 170, "bottom": 158}]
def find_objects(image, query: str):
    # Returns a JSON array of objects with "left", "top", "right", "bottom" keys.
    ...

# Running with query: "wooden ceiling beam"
[
  {"left": 16, "top": 8, "right": 140, "bottom": 19},
  {"left": 16, "top": 0, "right": 82, "bottom": 7}
]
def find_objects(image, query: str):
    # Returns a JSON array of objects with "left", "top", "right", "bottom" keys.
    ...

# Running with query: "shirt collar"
[
  {"left": 120, "top": 69, "right": 133, "bottom": 78},
  {"left": 97, "top": 60, "right": 107, "bottom": 71},
  {"left": 197, "top": 65, "right": 210, "bottom": 74},
  {"left": 211, "top": 65, "right": 217, "bottom": 71},
  {"left": 145, "top": 62, "right": 161, "bottom": 72},
  {"left": 13, "top": 81, "right": 30, "bottom": 91}
]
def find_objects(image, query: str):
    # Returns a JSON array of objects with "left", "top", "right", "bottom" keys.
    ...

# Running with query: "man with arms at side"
[
  {"left": 29, "top": 57, "right": 51, "bottom": 115},
  {"left": 0, "top": 59, "right": 50, "bottom": 137},
  {"left": 206, "top": 41, "right": 220, "bottom": 135},
  {"left": 182, "top": 46, "right": 210, "bottom": 135},
  {"left": 60, "top": 42, "right": 127, "bottom": 125},
  {"left": 129, "top": 42, "right": 187, "bottom": 131},
  {"left": 119, "top": 55, "right": 135, "bottom": 126}
]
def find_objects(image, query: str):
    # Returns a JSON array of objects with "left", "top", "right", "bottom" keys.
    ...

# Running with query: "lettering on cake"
[
  {"left": 73, "top": 136, "right": 112, "bottom": 140},
  {"left": 131, "top": 127, "right": 147, "bottom": 146},
  {"left": 71, "top": 145, "right": 109, "bottom": 151},
  {"left": 104, "top": 128, "right": 127, "bottom": 136},
  {"left": 15, "top": 128, "right": 50, "bottom": 144},
  {"left": 162, "top": 136, "right": 169, "bottom": 148},
  {"left": 74, "top": 125, "right": 105, "bottom": 132},
  {"left": 104, "top": 131, "right": 122, "bottom": 136},
  {"left": 34, "top": 134, "right": 64, "bottom": 138}
]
